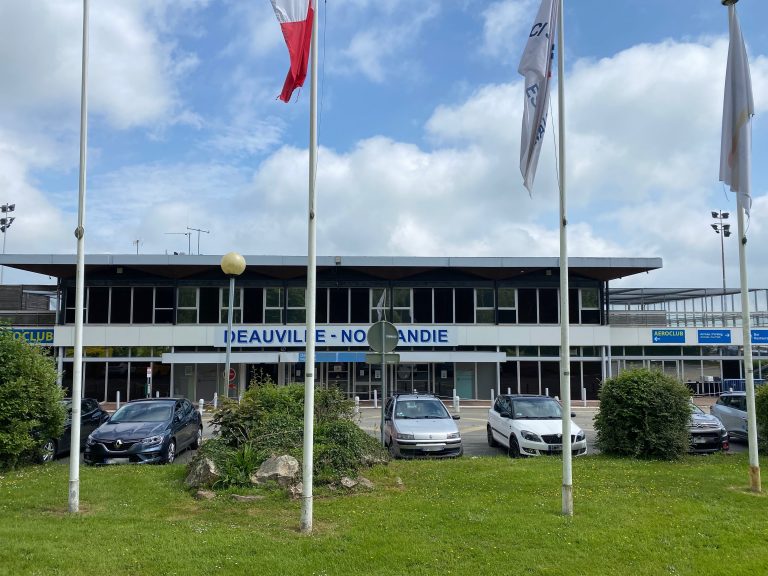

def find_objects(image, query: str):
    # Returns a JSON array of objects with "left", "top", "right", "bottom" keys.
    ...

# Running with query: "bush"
[
  {"left": 0, "top": 328, "right": 65, "bottom": 469},
  {"left": 594, "top": 369, "right": 691, "bottom": 460},
  {"left": 755, "top": 384, "right": 768, "bottom": 448},
  {"left": 203, "top": 381, "right": 386, "bottom": 487}
]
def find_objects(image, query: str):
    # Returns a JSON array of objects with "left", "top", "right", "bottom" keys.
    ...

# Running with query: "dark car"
[
  {"left": 84, "top": 398, "right": 202, "bottom": 465},
  {"left": 689, "top": 402, "right": 729, "bottom": 454},
  {"left": 40, "top": 398, "right": 110, "bottom": 463}
]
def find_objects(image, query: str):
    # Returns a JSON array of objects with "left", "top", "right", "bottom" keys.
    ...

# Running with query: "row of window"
[{"left": 64, "top": 286, "right": 601, "bottom": 326}]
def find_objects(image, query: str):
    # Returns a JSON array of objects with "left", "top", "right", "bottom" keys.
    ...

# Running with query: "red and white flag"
[
  {"left": 720, "top": 5, "right": 754, "bottom": 215},
  {"left": 271, "top": 0, "right": 314, "bottom": 102},
  {"left": 518, "top": 0, "right": 558, "bottom": 194}
]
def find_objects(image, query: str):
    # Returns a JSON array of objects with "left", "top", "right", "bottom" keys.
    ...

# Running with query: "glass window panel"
[
  {"left": 287, "top": 287, "right": 305, "bottom": 307},
  {"left": 498, "top": 288, "right": 516, "bottom": 308},
  {"left": 177, "top": 309, "right": 197, "bottom": 324},
  {"left": 287, "top": 309, "right": 306, "bottom": 323},
  {"left": 393, "top": 288, "right": 410, "bottom": 307},
  {"left": 476, "top": 310, "right": 494, "bottom": 324},
  {"left": 393, "top": 309, "right": 412, "bottom": 323},
  {"left": 476, "top": 288, "right": 494, "bottom": 308},
  {"left": 582, "top": 288, "right": 599, "bottom": 308},
  {"left": 266, "top": 287, "right": 282, "bottom": 307},
  {"left": 265, "top": 309, "right": 282, "bottom": 323},
  {"left": 178, "top": 287, "right": 197, "bottom": 307}
]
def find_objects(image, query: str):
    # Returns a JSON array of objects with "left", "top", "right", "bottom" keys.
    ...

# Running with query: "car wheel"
[
  {"left": 164, "top": 440, "right": 176, "bottom": 464},
  {"left": 190, "top": 427, "right": 203, "bottom": 450},
  {"left": 40, "top": 439, "right": 57, "bottom": 463},
  {"left": 508, "top": 434, "right": 521, "bottom": 459},
  {"left": 486, "top": 425, "right": 497, "bottom": 448}
]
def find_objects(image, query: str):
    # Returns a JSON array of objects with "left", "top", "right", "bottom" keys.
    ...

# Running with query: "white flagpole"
[
  {"left": 69, "top": 0, "right": 89, "bottom": 514},
  {"left": 556, "top": 0, "right": 573, "bottom": 517},
  {"left": 300, "top": 0, "right": 319, "bottom": 534},
  {"left": 722, "top": 0, "right": 760, "bottom": 493}
]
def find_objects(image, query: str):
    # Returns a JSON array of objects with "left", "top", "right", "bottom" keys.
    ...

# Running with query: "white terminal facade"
[{"left": 2, "top": 254, "right": 768, "bottom": 403}]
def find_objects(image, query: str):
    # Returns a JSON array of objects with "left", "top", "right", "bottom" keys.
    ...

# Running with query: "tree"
[{"left": 0, "top": 328, "right": 65, "bottom": 469}]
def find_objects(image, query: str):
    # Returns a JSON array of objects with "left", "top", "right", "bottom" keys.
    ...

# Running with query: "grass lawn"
[{"left": 1, "top": 453, "right": 766, "bottom": 576}]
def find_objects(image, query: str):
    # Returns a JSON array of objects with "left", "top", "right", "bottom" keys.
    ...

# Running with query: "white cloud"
[{"left": 480, "top": 0, "right": 537, "bottom": 62}]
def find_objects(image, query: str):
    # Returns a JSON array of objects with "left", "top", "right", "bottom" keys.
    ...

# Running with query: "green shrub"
[
  {"left": 755, "top": 384, "right": 768, "bottom": 448},
  {"left": 594, "top": 369, "right": 691, "bottom": 460},
  {"left": 202, "top": 381, "right": 386, "bottom": 487},
  {"left": 0, "top": 328, "right": 65, "bottom": 469}
]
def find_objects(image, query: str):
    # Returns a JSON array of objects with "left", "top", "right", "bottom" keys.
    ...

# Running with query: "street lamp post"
[
  {"left": 711, "top": 210, "right": 731, "bottom": 319},
  {"left": 1, "top": 203, "right": 16, "bottom": 284},
  {"left": 220, "top": 252, "right": 246, "bottom": 399}
]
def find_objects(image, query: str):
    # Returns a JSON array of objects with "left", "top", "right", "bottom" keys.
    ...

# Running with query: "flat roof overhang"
[{"left": 0, "top": 254, "right": 662, "bottom": 283}]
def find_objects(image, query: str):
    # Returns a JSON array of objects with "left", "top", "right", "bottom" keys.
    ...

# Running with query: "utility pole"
[{"left": 187, "top": 226, "right": 210, "bottom": 255}]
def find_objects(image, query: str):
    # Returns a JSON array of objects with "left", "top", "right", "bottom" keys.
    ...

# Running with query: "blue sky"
[{"left": 0, "top": 0, "right": 767, "bottom": 289}]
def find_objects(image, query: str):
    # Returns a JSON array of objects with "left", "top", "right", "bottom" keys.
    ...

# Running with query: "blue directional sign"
[
  {"left": 697, "top": 329, "right": 731, "bottom": 344},
  {"left": 651, "top": 329, "right": 685, "bottom": 344},
  {"left": 752, "top": 330, "right": 768, "bottom": 344},
  {"left": 298, "top": 352, "right": 367, "bottom": 363}
]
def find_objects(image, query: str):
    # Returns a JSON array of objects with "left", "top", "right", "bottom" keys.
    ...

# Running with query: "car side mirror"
[
  {"left": 173, "top": 414, "right": 181, "bottom": 423},
  {"left": 500, "top": 411, "right": 511, "bottom": 419},
  {"left": 384, "top": 415, "right": 391, "bottom": 422},
  {"left": 452, "top": 414, "right": 460, "bottom": 420},
  {"left": 571, "top": 412, "right": 576, "bottom": 418}
]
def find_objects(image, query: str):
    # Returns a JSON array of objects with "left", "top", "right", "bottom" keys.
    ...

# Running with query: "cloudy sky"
[{"left": 0, "top": 0, "right": 766, "bottom": 289}]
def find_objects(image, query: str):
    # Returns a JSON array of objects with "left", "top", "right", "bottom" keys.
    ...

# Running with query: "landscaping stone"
[
  {"left": 250, "top": 454, "right": 300, "bottom": 487},
  {"left": 194, "top": 489, "right": 216, "bottom": 500},
  {"left": 185, "top": 457, "right": 221, "bottom": 489}
]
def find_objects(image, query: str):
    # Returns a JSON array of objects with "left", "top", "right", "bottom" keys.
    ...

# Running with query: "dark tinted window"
[
  {"left": 133, "top": 288, "right": 153, "bottom": 323},
  {"left": 434, "top": 289, "right": 453, "bottom": 323},
  {"left": 455, "top": 288, "right": 473, "bottom": 323},
  {"left": 88, "top": 287, "right": 109, "bottom": 323},
  {"left": 350, "top": 289, "right": 369, "bottom": 323},
  {"left": 111, "top": 288, "right": 131, "bottom": 323},
  {"left": 413, "top": 289, "right": 433, "bottom": 323},
  {"left": 199, "top": 287, "right": 219, "bottom": 323}
]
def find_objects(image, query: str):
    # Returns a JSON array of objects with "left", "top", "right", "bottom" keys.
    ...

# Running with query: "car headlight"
[
  {"left": 396, "top": 432, "right": 414, "bottom": 440},
  {"left": 575, "top": 430, "right": 585, "bottom": 442},
  {"left": 140, "top": 435, "right": 165, "bottom": 446},
  {"left": 521, "top": 430, "right": 543, "bottom": 442},
  {"left": 86, "top": 435, "right": 95, "bottom": 446},
  {"left": 447, "top": 432, "right": 460, "bottom": 439}
]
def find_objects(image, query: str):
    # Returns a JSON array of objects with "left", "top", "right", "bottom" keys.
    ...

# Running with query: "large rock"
[
  {"left": 250, "top": 455, "right": 300, "bottom": 487},
  {"left": 185, "top": 456, "right": 221, "bottom": 489}
]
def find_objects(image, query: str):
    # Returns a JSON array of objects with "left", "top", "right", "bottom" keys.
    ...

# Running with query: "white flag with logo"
[
  {"left": 518, "top": 0, "right": 559, "bottom": 193},
  {"left": 720, "top": 6, "right": 754, "bottom": 216}
]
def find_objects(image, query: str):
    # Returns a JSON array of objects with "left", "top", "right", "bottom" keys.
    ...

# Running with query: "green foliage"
[
  {"left": 594, "top": 368, "right": 691, "bottom": 460},
  {"left": 0, "top": 329, "right": 65, "bottom": 469},
  {"left": 204, "top": 380, "right": 386, "bottom": 487},
  {"left": 755, "top": 384, "right": 768, "bottom": 448}
]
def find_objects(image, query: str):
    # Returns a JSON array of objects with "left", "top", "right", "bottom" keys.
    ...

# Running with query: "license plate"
[
  {"left": 693, "top": 437, "right": 708, "bottom": 444},
  {"left": 420, "top": 445, "right": 444, "bottom": 452},
  {"left": 549, "top": 445, "right": 562, "bottom": 453},
  {"left": 105, "top": 458, "right": 130, "bottom": 464}
]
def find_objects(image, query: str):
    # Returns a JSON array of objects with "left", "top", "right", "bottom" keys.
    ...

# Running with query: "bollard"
[
  {"left": 581, "top": 387, "right": 587, "bottom": 408},
  {"left": 116, "top": 390, "right": 121, "bottom": 411},
  {"left": 354, "top": 396, "right": 360, "bottom": 416},
  {"left": 452, "top": 388, "right": 458, "bottom": 410},
  {"left": 373, "top": 389, "right": 378, "bottom": 409},
  {"left": 155, "top": 390, "right": 159, "bottom": 398},
  {"left": 455, "top": 395, "right": 460, "bottom": 414},
  {"left": 213, "top": 392, "right": 218, "bottom": 410},
  {"left": 490, "top": 388, "right": 495, "bottom": 405},
  {"left": 198, "top": 398, "right": 204, "bottom": 417},
  {"left": 545, "top": 387, "right": 549, "bottom": 397},
  {"left": 507, "top": 387, "right": 511, "bottom": 395}
]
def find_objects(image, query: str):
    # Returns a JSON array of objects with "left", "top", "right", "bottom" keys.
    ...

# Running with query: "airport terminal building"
[{"left": 1, "top": 254, "right": 767, "bottom": 403}]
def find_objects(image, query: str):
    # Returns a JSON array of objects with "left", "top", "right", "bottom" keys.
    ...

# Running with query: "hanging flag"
[
  {"left": 720, "top": 5, "right": 754, "bottom": 216},
  {"left": 271, "top": 0, "right": 314, "bottom": 102},
  {"left": 375, "top": 290, "right": 386, "bottom": 321},
  {"left": 518, "top": 0, "right": 559, "bottom": 193}
]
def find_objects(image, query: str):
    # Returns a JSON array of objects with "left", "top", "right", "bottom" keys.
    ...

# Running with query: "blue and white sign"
[
  {"left": 215, "top": 325, "right": 456, "bottom": 348},
  {"left": 298, "top": 352, "right": 367, "bottom": 363},
  {"left": 9, "top": 328, "right": 54, "bottom": 345},
  {"left": 752, "top": 330, "right": 768, "bottom": 344},
  {"left": 651, "top": 329, "right": 685, "bottom": 344},
  {"left": 697, "top": 329, "right": 731, "bottom": 344}
]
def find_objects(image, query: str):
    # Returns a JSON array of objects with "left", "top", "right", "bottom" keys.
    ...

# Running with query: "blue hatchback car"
[{"left": 85, "top": 398, "right": 202, "bottom": 465}]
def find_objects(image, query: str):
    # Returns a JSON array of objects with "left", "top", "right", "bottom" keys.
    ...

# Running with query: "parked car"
[
  {"left": 688, "top": 401, "right": 729, "bottom": 453},
  {"left": 487, "top": 394, "right": 587, "bottom": 458},
  {"left": 384, "top": 393, "right": 462, "bottom": 458},
  {"left": 711, "top": 391, "right": 748, "bottom": 441},
  {"left": 40, "top": 398, "right": 110, "bottom": 463},
  {"left": 84, "top": 398, "right": 202, "bottom": 465}
]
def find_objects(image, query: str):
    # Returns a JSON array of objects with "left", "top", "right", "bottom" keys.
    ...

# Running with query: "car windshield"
[
  {"left": 110, "top": 402, "right": 172, "bottom": 423},
  {"left": 690, "top": 403, "right": 705, "bottom": 415},
  {"left": 395, "top": 399, "right": 449, "bottom": 419},
  {"left": 510, "top": 398, "right": 562, "bottom": 419}
]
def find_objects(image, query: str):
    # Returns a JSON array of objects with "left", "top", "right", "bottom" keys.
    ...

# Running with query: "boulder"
[
  {"left": 289, "top": 482, "right": 303, "bottom": 500},
  {"left": 250, "top": 454, "right": 300, "bottom": 487},
  {"left": 194, "top": 489, "right": 216, "bottom": 500},
  {"left": 185, "top": 456, "right": 221, "bottom": 489},
  {"left": 340, "top": 476, "right": 358, "bottom": 489},
  {"left": 357, "top": 476, "right": 374, "bottom": 490}
]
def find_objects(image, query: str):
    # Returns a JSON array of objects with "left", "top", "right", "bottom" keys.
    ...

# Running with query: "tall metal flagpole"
[
  {"left": 722, "top": 0, "right": 760, "bottom": 493},
  {"left": 556, "top": 0, "right": 573, "bottom": 517},
  {"left": 69, "top": 0, "right": 89, "bottom": 514},
  {"left": 300, "top": 0, "right": 319, "bottom": 534}
]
